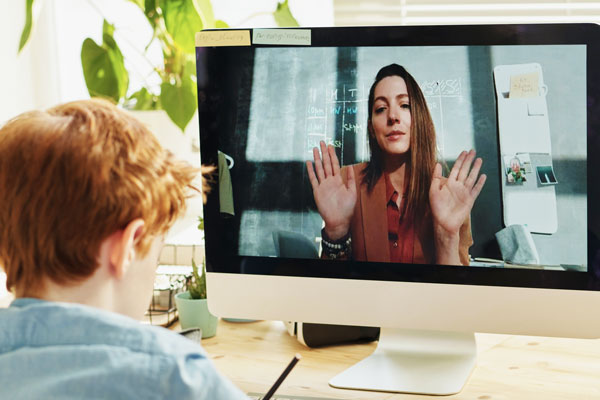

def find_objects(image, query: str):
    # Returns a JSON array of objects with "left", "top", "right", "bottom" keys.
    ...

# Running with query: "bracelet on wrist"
[
  {"left": 321, "top": 228, "right": 350, "bottom": 245},
  {"left": 321, "top": 228, "right": 352, "bottom": 259}
]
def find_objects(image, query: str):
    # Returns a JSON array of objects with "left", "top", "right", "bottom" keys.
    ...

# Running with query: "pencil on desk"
[{"left": 262, "top": 353, "right": 302, "bottom": 400}]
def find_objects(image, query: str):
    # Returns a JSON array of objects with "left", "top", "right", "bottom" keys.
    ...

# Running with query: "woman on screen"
[{"left": 306, "top": 64, "right": 486, "bottom": 266}]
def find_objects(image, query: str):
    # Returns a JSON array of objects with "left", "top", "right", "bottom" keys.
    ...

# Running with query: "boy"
[{"left": 0, "top": 99, "right": 248, "bottom": 399}]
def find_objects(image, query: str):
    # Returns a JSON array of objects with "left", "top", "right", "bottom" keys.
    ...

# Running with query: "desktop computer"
[{"left": 195, "top": 23, "right": 600, "bottom": 395}]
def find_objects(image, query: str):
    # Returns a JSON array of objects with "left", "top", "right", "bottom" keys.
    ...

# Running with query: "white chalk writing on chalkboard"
[
  {"left": 307, "top": 106, "right": 325, "bottom": 117},
  {"left": 343, "top": 122, "right": 363, "bottom": 133},
  {"left": 307, "top": 119, "right": 326, "bottom": 133},
  {"left": 306, "top": 83, "right": 369, "bottom": 158},
  {"left": 307, "top": 135, "right": 342, "bottom": 149},
  {"left": 420, "top": 79, "right": 462, "bottom": 97}
]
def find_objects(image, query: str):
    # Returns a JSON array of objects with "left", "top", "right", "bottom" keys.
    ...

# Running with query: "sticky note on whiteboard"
[
  {"left": 253, "top": 29, "right": 311, "bottom": 45},
  {"left": 195, "top": 30, "right": 251, "bottom": 47},
  {"left": 509, "top": 72, "right": 540, "bottom": 98}
]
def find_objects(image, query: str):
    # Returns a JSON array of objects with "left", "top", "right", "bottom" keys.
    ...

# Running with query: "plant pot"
[{"left": 174, "top": 291, "right": 218, "bottom": 338}]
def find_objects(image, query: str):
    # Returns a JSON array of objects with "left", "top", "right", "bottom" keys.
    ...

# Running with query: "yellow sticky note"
[
  {"left": 195, "top": 30, "right": 251, "bottom": 47},
  {"left": 509, "top": 72, "right": 540, "bottom": 98},
  {"left": 253, "top": 29, "right": 311, "bottom": 45}
]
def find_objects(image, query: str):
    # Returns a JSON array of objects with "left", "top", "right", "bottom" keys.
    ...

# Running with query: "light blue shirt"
[{"left": 0, "top": 298, "right": 249, "bottom": 399}]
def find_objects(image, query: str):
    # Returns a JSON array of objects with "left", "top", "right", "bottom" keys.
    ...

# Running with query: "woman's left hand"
[{"left": 429, "top": 149, "right": 486, "bottom": 236}]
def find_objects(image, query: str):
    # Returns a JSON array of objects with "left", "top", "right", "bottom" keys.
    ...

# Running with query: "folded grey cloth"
[{"left": 495, "top": 224, "right": 540, "bottom": 265}]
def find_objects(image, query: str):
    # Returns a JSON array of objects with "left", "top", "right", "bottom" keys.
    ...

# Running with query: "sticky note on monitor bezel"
[
  {"left": 253, "top": 29, "right": 311, "bottom": 46},
  {"left": 195, "top": 30, "right": 251, "bottom": 47}
]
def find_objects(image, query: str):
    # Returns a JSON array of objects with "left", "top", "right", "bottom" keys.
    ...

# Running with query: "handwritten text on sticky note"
[
  {"left": 509, "top": 72, "right": 540, "bottom": 98},
  {"left": 195, "top": 30, "right": 251, "bottom": 47},
  {"left": 253, "top": 29, "right": 311, "bottom": 45}
]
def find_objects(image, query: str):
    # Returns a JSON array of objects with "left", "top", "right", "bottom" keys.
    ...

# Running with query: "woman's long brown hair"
[{"left": 362, "top": 64, "right": 437, "bottom": 218}]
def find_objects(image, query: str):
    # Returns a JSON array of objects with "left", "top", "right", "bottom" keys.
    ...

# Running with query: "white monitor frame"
[{"left": 208, "top": 273, "right": 600, "bottom": 339}]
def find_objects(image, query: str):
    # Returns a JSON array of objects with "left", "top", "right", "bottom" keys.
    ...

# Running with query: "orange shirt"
[{"left": 385, "top": 173, "right": 415, "bottom": 263}]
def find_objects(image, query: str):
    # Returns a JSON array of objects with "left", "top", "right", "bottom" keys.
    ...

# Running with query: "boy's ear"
[{"left": 109, "top": 219, "right": 145, "bottom": 279}]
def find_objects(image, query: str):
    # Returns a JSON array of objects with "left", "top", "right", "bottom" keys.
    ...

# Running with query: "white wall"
[
  {"left": 212, "top": 0, "right": 334, "bottom": 27},
  {"left": 0, "top": 2, "right": 41, "bottom": 123}
]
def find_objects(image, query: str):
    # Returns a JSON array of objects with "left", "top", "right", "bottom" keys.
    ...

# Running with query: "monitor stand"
[{"left": 329, "top": 328, "right": 476, "bottom": 395}]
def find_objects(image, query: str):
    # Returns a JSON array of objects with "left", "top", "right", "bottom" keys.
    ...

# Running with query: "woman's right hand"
[{"left": 306, "top": 141, "right": 357, "bottom": 240}]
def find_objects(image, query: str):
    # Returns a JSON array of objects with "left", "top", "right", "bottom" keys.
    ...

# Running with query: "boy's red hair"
[{"left": 0, "top": 99, "right": 198, "bottom": 297}]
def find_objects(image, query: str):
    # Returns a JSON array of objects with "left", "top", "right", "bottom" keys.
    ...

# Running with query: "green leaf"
[
  {"left": 102, "top": 21, "right": 129, "bottom": 100},
  {"left": 273, "top": 0, "right": 299, "bottom": 27},
  {"left": 193, "top": 0, "right": 215, "bottom": 29},
  {"left": 215, "top": 19, "right": 229, "bottom": 28},
  {"left": 18, "top": 0, "right": 35, "bottom": 53},
  {"left": 127, "top": 88, "right": 160, "bottom": 110},
  {"left": 103, "top": 20, "right": 115, "bottom": 37},
  {"left": 161, "top": 0, "right": 203, "bottom": 54},
  {"left": 184, "top": 56, "right": 197, "bottom": 81},
  {"left": 145, "top": 0, "right": 157, "bottom": 13},
  {"left": 189, "top": 258, "right": 207, "bottom": 299},
  {"left": 80, "top": 20, "right": 129, "bottom": 103},
  {"left": 81, "top": 39, "right": 121, "bottom": 102},
  {"left": 143, "top": 0, "right": 158, "bottom": 28},
  {"left": 160, "top": 74, "right": 197, "bottom": 131},
  {"left": 127, "top": 0, "right": 145, "bottom": 9}
]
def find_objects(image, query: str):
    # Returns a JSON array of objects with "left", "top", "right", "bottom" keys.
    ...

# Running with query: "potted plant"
[
  {"left": 17, "top": 0, "right": 299, "bottom": 132},
  {"left": 174, "top": 257, "right": 218, "bottom": 337}
]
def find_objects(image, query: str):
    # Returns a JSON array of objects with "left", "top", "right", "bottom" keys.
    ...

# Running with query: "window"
[{"left": 334, "top": 0, "right": 600, "bottom": 26}]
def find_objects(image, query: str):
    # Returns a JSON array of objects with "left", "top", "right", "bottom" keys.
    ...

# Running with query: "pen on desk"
[{"left": 261, "top": 353, "right": 302, "bottom": 400}]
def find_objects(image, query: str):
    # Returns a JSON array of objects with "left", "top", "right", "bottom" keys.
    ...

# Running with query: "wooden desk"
[{"left": 181, "top": 319, "right": 600, "bottom": 399}]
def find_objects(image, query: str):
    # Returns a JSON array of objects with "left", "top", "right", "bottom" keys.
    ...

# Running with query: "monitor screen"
[{"left": 197, "top": 24, "right": 600, "bottom": 291}]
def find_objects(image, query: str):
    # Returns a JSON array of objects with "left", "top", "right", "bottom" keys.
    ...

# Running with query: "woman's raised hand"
[
  {"left": 306, "top": 141, "right": 357, "bottom": 240},
  {"left": 429, "top": 149, "right": 486, "bottom": 236}
]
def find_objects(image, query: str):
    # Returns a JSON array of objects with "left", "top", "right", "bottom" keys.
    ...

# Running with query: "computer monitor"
[{"left": 196, "top": 24, "right": 600, "bottom": 395}]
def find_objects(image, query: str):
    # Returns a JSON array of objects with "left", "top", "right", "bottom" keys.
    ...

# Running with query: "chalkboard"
[{"left": 199, "top": 44, "right": 586, "bottom": 266}]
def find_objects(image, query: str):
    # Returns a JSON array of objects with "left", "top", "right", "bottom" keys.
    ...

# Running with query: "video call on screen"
[{"left": 198, "top": 44, "right": 587, "bottom": 272}]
